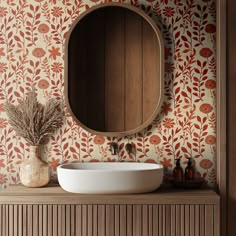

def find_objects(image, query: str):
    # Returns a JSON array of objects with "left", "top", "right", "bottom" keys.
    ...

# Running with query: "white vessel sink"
[{"left": 57, "top": 162, "right": 163, "bottom": 194}]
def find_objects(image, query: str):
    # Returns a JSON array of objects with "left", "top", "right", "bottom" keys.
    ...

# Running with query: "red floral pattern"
[{"left": 0, "top": 0, "right": 216, "bottom": 190}]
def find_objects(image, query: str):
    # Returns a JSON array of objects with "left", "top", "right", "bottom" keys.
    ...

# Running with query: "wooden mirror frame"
[{"left": 64, "top": 3, "right": 164, "bottom": 136}]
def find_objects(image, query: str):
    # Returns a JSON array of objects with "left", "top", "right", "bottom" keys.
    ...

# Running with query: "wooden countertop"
[{"left": 0, "top": 184, "right": 220, "bottom": 205}]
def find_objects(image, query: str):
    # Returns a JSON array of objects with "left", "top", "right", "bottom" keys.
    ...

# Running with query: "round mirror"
[{"left": 65, "top": 3, "right": 164, "bottom": 136}]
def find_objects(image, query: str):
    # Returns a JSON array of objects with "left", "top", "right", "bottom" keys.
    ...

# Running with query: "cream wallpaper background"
[{"left": 0, "top": 0, "right": 216, "bottom": 190}]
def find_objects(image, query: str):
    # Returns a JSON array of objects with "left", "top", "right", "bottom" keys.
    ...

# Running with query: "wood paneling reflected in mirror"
[{"left": 65, "top": 3, "right": 164, "bottom": 136}]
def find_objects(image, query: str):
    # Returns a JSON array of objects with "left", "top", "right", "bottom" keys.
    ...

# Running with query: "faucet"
[
  {"left": 125, "top": 143, "right": 134, "bottom": 155},
  {"left": 110, "top": 142, "right": 119, "bottom": 155}
]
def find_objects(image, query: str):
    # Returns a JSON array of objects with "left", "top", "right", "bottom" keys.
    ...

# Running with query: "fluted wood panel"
[{"left": 0, "top": 204, "right": 219, "bottom": 236}]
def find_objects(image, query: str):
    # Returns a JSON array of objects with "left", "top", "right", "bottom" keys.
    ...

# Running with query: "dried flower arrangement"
[{"left": 4, "top": 88, "right": 64, "bottom": 145}]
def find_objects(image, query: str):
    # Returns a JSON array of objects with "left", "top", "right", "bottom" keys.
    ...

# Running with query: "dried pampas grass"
[{"left": 4, "top": 88, "right": 64, "bottom": 145}]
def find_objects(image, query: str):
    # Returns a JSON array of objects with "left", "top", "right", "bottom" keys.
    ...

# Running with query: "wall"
[
  {"left": 0, "top": 0, "right": 216, "bottom": 190},
  {"left": 227, "top": 0, "right": 236, "bottom": 234}
]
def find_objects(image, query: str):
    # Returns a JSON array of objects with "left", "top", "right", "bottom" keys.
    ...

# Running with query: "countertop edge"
[{"left": 0, "top": 185, "right": 220, "bottom": 205}]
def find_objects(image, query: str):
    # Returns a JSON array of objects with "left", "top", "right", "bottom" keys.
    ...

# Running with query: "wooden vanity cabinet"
[{"left": 0, "top": 185, "right": 219, "bottom": 236}]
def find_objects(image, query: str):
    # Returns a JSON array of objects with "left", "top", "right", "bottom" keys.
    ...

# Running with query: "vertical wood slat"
[
  {"left": 105, "top": 8, "right": 125, "bottom": 131},
  {"left": 27, "top": 205, "right": 32, "bottom": 236},
  {"left": 61, "top": 205, "right": 66, "bottom": 236},
  {"left": 175, "top": 205, "right": 181, "bottom": 236},
  {"left": 120, "top": 205, "right": 127, "bottom": 236},
  {"left": 159, "top": 205, "right": 163, "bottom": 236},
  {"left": 38, "top": 205, "right": 42, "bottom": 236},
  {"left": 93, "top": 205, "right": 98, "bottom": 236},
  {"left": 33, "top": 205, "right": 39, "bottom": 236},
  {"left": 142, "top": 17, "right": 160, "bottom": 122},
  {"left": 82, "top": 205, "right": 87, "bottom": 236},
  {"left": 106, "top": 205, "right": 115, "bottom": 236},
  {"left": 190, "top": 205, "right": 195, "bottom": 236},
  {"left": 14, "top": 205, "right": 18, "bottom": 236},
  {"left": 195, "top": 205, "right": 200, "bottom": 236},
  {"left": 87, "top": 205, "right": 93, "bottom": 236},
  {"left": 66, "top": 205, "right": 71, "bottom": 236},
  {"left": 2, "top": 205, "right": 6, "bottom": 236},
  {"left": 185, "top": 205, "right": 190, "bottom": 236},
  {"left": 153, "top": 205, "right": 158, "bottom": 235},
  {"left": 142, "top": 205, "right": 148, "bottom": 236},
  {"left": 127, "top": 205, "right": 133, "bottom": 236},
  {"left": 75, "top": 205, "right": 82, "bottom": 236},
  {"left": 163, "top": 205, "right": 166, "bottom": 236},
  {"left": 180, "top": 205, "right": 185, "bottom": 236},
  {"left": 214, "top": 204, "right": 220, "bottom": 236},
  {"left": 165, "top": 205, "right": 171, "bottom": 236},
  {"left": 148, "top": 205, "right": 153, "bottom": 236},
  {"left": 57, "top": 205, "right": 62, "bottom": 236},
  {"left": 9, "top": 205, "right": 13, "bottom": 236},
  {"left": 42, "top": 205, "right": 47, "bottom": 236},
  {"left": 93, "top": 205, "right": 99, "bottom": 236},
  {"left": 114, "top": 205, "right": 119, "bottom": 236},
  {"left": 125, "top": 10, "right": 143, "bottom": 130},
  {"left": 71, "top": 205, "right": 75, "bottom": 236},
  {"left": 133, "top": 204, "right": 142, "bottom": 236},
  {"left": 171, "top": 205, "right": 176, "bottom": 236},
  {"left": 86, "top": 12, "right": 105, "bottom": 131},
  {"left": 200, "top": 205, "right": 205, "bottom": 236},
  {"left": 205, "top": 205, "right": 214, "bottom": 236},
  {"left": 6, "top": 204, "right": 8, "bottom": 236},
  {"left": 53, "top": 205, "right": 58, "bottom": 236},
  {"left": 23, "top": 205, "right": 27, "bottom": 236},
  {"left": 98, "top": 205, "right": 105, "bottom": 236},
  {"left": 214, "top": 205, "right": 220, "bottom": 236}
]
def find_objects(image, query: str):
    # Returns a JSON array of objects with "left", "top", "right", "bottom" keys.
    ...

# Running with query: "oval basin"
[{"left": 57, "top": 162, "right": 163, "bottom": 194}]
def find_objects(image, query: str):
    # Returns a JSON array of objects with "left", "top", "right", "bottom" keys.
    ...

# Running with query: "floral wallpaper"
[{"left": 0, "top": 0, "right": 216, "bottom": 190}]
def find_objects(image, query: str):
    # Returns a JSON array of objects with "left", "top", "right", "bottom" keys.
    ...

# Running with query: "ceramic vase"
[{"left": 20, "top": 145, "right": 50, "bottom": 187}]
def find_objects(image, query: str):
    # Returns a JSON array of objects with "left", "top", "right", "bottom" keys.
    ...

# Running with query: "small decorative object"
[
  {"left": 184, "top": 157, "right": 195, "bottom": 180},
  {"left": 171, "top": 157, "right": 204, "bottom": 189},
  {"left": 173, "top": 158, "right": 183, "bottom": 181},
  {"left": 4, "top": 88, "right": 64, "bottom": 187}
]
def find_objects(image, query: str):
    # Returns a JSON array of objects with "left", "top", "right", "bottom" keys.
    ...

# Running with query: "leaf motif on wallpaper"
[
  {"left": 209, "top": 57, "right": 216, "bottom": 77},
  {"left": 11, "top": 172, "right": 20, "bottom": 185},
  {"left": 80, "top": 132, "right": 94, "bottom": 159},
  {"left": 14, "top": 31, "right": 25, "bottom": 54},
  {"left": 51, "top": 16, "right": 70, "bottom": 45},
  {"left": 25, "top": 5, "right": 41, "bottom": 46},
  {"left": 162, "top": 127, "right": 181, "bottom": 158},
  {"left": 50, "top": 128, "right": 72, "bottom": 163},
  {"left": 208, "top": 113, "right": 216, "bottom": 131},
  {"left": 41, "top": 58, "right": 51, "bottom": 80},
  {"left": 41, "top": 2, "right": 51, "bottom": 23},
  {"left": 173, "top": 87, "right": 183, "bottom": 111},
  {"left": 153, "top": 1, "right": 161, "bottom": 16},
  {"left": 0, "top": 173, "right": 8, "bottom": 186},
  {"left": 0, "top": 159, "right": 5, "bottom": 170},
  {"left": 136, "top": 131, "right": 151, "bottom": 159},
  {"left": 69, "top": 147, "right": 80, "bottom": 160},
  {"left": 1, "top": 16, "right": 15, "bottom": 64},
  {"left": 208, "top": 168, "right": 216, "bottom": 185},
  {"left": 193, "top": 5, "right": 209, "bottom": 46},
  {"left": 191, "top": 116, "right": 209, "bottom": 158},
  {"left": 139, "top": 5, "right": 153, "bottom": 18},
  {"left": 192, "top": 60, "right": 208, "bottom": 102}
]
